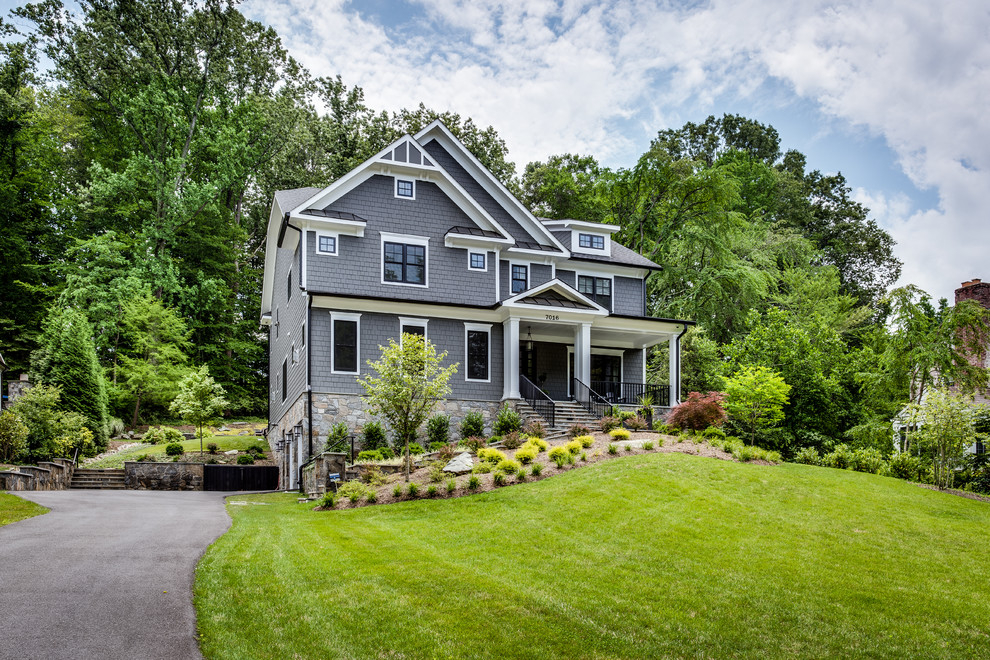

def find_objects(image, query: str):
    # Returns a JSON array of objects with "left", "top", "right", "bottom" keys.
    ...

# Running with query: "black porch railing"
[
  {"left": 590, "top": 381, "right": 670, "bottom": 407},
  {"left": 520, "top": 374, "right": 555, "bottom": 428},
  {"left": 572, "top": 377, "right": 612, "bottom": 420}
]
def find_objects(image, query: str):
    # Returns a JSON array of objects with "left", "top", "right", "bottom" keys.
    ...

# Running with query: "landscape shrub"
[
  {"left": 495, "top": 458, "right": 522, "bottom": 474},
  {"left": 568, "top": 423, "right": 592, "bottom": 438},
  {"left": 407, "top": 482, "right": 419, "bottom": 497},
  {"left": 461, "top": 436, "right": 486, "bottom": 452},
  {"left": 653, "top": 421, "right": 674, "bottom": 434},
  {"left": 609, "top": 428, "right": 631, "bottom": 441},
  {"left": 165, "top": 442, "right": 184, "bottom": 456},
  {"left": 428, "top": 461, "right": 446, "bottom": 483},
  {"left": 338, "top": 480, "right": 369, "bottom": 503},
  {"left": 548, "top": 446, "right": 569, "bottom": 466},
  {"left": 446, "top": 478, "right": 456, "bottom": 494},
  {"left": 460, "top": 411, "right": 485, "bottom": 439},
  {"left": 366, "top": 491, "right": 377, "bottom": 503},
  {"left": 357, "top": 450, "right": 383, "bottom": 462},
  {"left": 236, "top": 454, "right": 254, "bottom": 465},
  {"left": 626, "top": 416, "right": 648, "bottom": 431},
  {"left": 643, "top": 441, "right": 655, "bottom": 450},
  {"left": 502, "top": 432, "right": 523, "bottom": 449},
  {"left": 437, "top": 442, "right": 458, "bottom": 462},
  {"left": 361, "top": 466, "right": 387, "bottom": 486},
  {"left": 575, "top": 435, "right": 594, "bottom": 448},
  {"left": 487, "top": 435, "right": 503, "bottom": 445},
  {"left": 493, "top": 471, "right": 506, "bottom": 486},
  {"left": 135, "top": 454, "right": 152, "bottom": 462},
  {"left": 0, "top": 410, "right": 29, "bottom": 463},
  {"left": 327, "top": 422, "right": 349, "bottom": 448},
  {"left": 108, "top": 417, "right": 126, "bottom": 438},
  {"left": 361, "top": 421, "right": 388, "bottom": 451},
  {"left": 565, "top": 440, "right": 582, "bottom": 455},
  {"left": 248, "top": 443, "right": 266, "bottom": 455},
  {"left": 426, "top": 484, "right": 438, "bottom": 498},
  {"left": 408, "top": 442, "right": 425, "bottom": 455},
  {"left": 206, "top": 442, "right": 219, "bottom": 454},
  {"left": 50, "top": 412, "right": 97, "bottom": 458},
  {"left": 477, "top": 447, "right": 506, "bottom": 464},
  {"left": 392, "top": 484, "right": 403, "bottom": 498},
  {"left": 665, "top": 391, "right": 727, "bottom": 431},
  {"left": 472, "top": 462, "right": 493, "bottom": 474},
  {"left": 792, "top": 447, "right": 821, "bottom": 465},
  {"left": 427, "top": 414, "right": 450, "bottom": 447},
  {"left": 702, "top": 426, "right": 727, "bottom": 441},
  {"left": 143, "top": 426, "right": 185, "bottom": 445},
  {"left": 527, "top": 437, "right": 548, "bottom": 452},
  {"left": 888, "top": 451, "right": 922, "bottom": 481},
  {"left": 822, "top": 444, "right": 855, "bottom": 470},
  {"left": 429, "top": 442, "right": 445, "bottom": 452},
  {"left": 607, "top": 444, "right": 618, "bottom": 455},
  {"left": 522, "top": 419, "right": 546, "bottom": 438},
  {"left": 468, "top": 475, "right": 480, "bottom": 489},
  {"left": 378, "top": 447, "right": 395, "bottom": 460},
  {"left": 531, "top": 463, "right": 543, "bottom": 477},
  {"left": 318, "top": 492, "right": 337, "bottom": 509},
  {"left": 598, "top": 416, "right": 621, "bottom": 432},
  {"left": 494, "top": 404, "right": 522, "bottom": 435},
  {"left": 850, "top": 447, "right": 887, "bottom": 474},
  {"left": 618, "top": 410, "right": 636, "bottom": 422},
  {"left": 514, "top": 446, "right": 537, "bottom": 464}
]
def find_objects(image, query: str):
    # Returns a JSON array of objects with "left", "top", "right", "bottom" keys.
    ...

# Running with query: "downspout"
[
  {"left": 307, "top": 295, "right": 313, "bottom": 461},
  {"left": 674, "top": 324, "right": 689, "bottom": 405}
]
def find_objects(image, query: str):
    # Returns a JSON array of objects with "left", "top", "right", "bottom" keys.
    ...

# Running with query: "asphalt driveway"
[{"left": 0, "top": 490, "right": 233, "bottom": 660}]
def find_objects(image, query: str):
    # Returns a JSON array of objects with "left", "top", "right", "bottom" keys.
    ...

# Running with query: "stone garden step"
[{"left": 70, "top": 468, "right": 126, "bottom": 490}]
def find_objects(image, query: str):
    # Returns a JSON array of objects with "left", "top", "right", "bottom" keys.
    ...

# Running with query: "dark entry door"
[{"left": 591, "top": 354, "right": 621, "bottom": 401}]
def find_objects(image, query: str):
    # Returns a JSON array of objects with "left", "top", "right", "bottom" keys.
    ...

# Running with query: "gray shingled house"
[{"left": 261, "top": 120, "right": 692, "bottom": 488}]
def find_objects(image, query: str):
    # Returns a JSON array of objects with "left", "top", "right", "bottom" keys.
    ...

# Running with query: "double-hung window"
[
  {"left": 331, "top": 313, "right": 361, "bottom": 374},
  {"left": 383, "top": 240, "right": 427, "bottom": 285},
  {"left": 578, "top": 275, "right": 612, "bottom": 310},
  {"left": 578, "top": 233, "right": 605, "bottom": 250},
  {"left": 511, "top": 264, "right": 528, "bottom": 294},
  {"left": 465, "top": 323, "right": 491, "bottom": 382}
]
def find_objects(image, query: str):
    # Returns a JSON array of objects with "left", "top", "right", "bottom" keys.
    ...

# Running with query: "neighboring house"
[{"left": 261, "top": 120, "right": 692, "bottom": 488}]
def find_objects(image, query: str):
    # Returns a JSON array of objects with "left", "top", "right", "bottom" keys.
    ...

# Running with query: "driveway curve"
[{"left": 0, "top": 490, "right": 233, "bottom": 660}]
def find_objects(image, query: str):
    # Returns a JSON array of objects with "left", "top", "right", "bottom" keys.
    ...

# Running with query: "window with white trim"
[
  {"left": 317, "top": 233, "right": 337, "bottom": 255},
  {"left": 395, "top": 178, "right": 415, "bottom": 199},
  {"left": 384, "top": 241, "right": 427, "bottom": 285},
  {"left": 511, "top": 264, "right": 528, "bottom": 294},
  {"left": 399, "top": 317, "right": 428, "bottom": 344},
  {"left": 465, "top": 323, "right": 491, "bottom": 382},
  {"left": 331, "top": 313, "right": 361, "bottom": 374},
  {"left": 578, "top": 233, "right": 605, "bottom": 250},
  {"left": 578, "top": 275, "right": 612, "bottom": 310},
  {"left": 469, "top": 251, "right": 486, "bottom": 271}
]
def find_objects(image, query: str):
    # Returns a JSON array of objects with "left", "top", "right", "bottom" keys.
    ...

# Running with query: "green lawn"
[
  {"left": 195, "top": 453, "right": 990, "bottom": 659},
  {"left": 85, "top": 435, "right": 264, "bottom": 468},
  {"left": 0, "top": 491, "right": 49, "bottom": 526}
]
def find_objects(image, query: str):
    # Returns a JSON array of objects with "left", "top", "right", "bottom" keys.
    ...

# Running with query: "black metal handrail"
[
  {"left": 590, "top": 381, "right": 670, "bottom": 407},
  {"left": 520, "top": 374, "right": 555, "bottom": 428},
  {"left": 572, "top": 377, "right": 612, "bottom": 420}
]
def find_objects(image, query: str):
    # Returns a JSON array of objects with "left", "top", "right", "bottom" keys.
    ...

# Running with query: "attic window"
[
  {"left": 395, "top": 179, "right": 415, "bottom": 199},
  {"left": 578, "top": 233, "right": 605, "bottom": 250}
]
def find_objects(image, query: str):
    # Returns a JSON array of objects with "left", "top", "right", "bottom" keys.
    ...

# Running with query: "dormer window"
[
  {"left": 395, "top": 178, "right": 415, "bottom": 199},
  {"left": 578, "top": 233, "right": 605, "bottom": 250}
]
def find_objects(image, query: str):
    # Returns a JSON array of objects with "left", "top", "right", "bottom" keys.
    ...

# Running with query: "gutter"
[{"left": 306, "top": 295, "right": 313, "bottom": 476}]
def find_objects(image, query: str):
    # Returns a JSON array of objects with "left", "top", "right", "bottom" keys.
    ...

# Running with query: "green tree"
[
  {"left": 905, "top": 388, "right": 975, "bottom": 490},
  {"left": 357, "top": 334, "right": 459, "bottom": 481},
  {"left": 169, "top": 365, "right": 229, "bottom": 454},
  {"left": 724, "top": 366, "right": 792, "bottom": 446},
  {"left": 29, "top": 307, "right": 109, "bottom": 447},
  {"left": 9, "top": 384, "right": 62, "bottom": 461},
  {"left": 0, "top": 409, "right": 29, "bottom": 463},
  {"left": 520, "top": 153, "right": 605, "bottom": 221}
]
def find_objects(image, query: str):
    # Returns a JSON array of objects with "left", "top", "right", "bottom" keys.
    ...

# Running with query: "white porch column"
[
  {"left": 503, "top": 317, "right": 520, "bottom": 399},
  {"left": 668, "top": 333, "right": 679, "bottom": 405},
  {"left": 574, "top": 323, "right": 592, "bottom": 385}
]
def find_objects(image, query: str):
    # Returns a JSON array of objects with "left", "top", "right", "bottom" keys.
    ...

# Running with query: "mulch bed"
[
  {"left": 913, "top": 482, "right": 990, "bottom": 502},
  {"left": 317, "top": 431, "right": 745, "bottom": 510}
]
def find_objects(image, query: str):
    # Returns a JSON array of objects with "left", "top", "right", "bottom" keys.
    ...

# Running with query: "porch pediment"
[{"left": 501, "top": 279, "right": 608, "bottom": 315}]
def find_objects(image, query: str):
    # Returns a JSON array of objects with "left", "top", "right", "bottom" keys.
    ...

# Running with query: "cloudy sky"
[{"left": 239, "top": 0, "right": 989, "bottom": 302}]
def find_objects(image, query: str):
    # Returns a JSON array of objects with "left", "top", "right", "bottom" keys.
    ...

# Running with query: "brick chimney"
[{"left": 956, "top": 278, "right": 990, "bottom": 308}]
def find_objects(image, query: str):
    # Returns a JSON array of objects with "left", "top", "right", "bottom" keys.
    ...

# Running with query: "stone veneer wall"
[
  {"left": 124, "top": 461, "right": 204, "bottom": 490},
  {"left": 0, "top": 458, "right": 75, "bottom": 491},
  {"left": 300, "top": 452, "right": 348, "bottom": 496}
]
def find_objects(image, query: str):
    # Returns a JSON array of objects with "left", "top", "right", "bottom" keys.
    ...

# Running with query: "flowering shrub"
[{"left": 665, "top": 391, "right": 727, "bottom": 431}]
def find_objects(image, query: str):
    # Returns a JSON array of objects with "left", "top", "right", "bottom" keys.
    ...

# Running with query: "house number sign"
[{"left": 545, "top": 314, "right": 560, "bottom": 321}]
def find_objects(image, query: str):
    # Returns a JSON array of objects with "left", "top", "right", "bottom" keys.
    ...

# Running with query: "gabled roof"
[
  {"left": 501, "top": 279, "right": 609, "bottom": 315},
  {"left": 570, "top": 242, "right": 662, "bottom": 270}
]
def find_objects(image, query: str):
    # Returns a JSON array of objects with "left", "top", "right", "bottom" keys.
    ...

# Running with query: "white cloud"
[{"left": 242, "top": 0, "right": 990, "bottom": 301}]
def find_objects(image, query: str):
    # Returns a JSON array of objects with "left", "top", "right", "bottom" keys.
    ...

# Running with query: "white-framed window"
[
  {"left": 468, "top": 251, "right": 487, "bottom": 271},
  {"left": 578, "top": 233, "right": 605, "bottom": 250},
  {"left": 465, "top": 323, "right": 492, "bottom": 382},
  {"left": 578, "top": 274, "right": 612, "bottom": 310},
  {"left": 316, "top": 231, "right": 338, "bottom": 255},
  {"left": 398, "top": 317, "right": 428, "bottom": 345},
  {"left": 330, "top": 312, "right": 361, "bottom": 374},
  {"left": 395, "top": 178, "right": 415, "bottom": 199},
  {"left": 510, "top": 263, "right": 528, "bottom": 294},
  {"left": 381, "top": 232, "right": 429, "bottom": 287}
]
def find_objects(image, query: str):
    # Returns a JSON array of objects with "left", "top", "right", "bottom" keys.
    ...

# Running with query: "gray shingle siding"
[
  {"left": 310, "top": 310, "right": 503, "bottom": 401},
  {"left": 422, "top": 140, "right": 536, "bottom": 244},
  {"left": 306, "top": 175, "right": 498, "bottom": 306},
  {"left": 615, "top": 276, "right": 644, "bottom": 316},
  {"left": 623, "top": 349, "right": 644, "bottom": 385},
  {"left": 557, "top": 269, "right": 576, "bottom": 288},
  {"left": 268, "top": 245, "right": 309, "bottom": 425}
]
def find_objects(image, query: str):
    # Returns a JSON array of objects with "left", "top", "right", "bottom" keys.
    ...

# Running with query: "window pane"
[
  {"left": 407, "top": 264, "right": 425, "bottom": 284},
  {"left": 319, "top": 235, "right": 336, "bottom": 253},
  {"left": 384, "top": 263, "right": 402, "bottom": 282},
  {"left": 397, "top": 180, "right": 413, "bottom": 197},
  {"left": 598, "top": 294, "right": 611, "bottom": 310},
  {"left": 579, "top": 234, "right": 591, "bottom": 248},
  {"left": 470, "top": 253, "right": 485, "bottom": 269},
  {"left": 467, "top": 330, "right": 489, "bottom": 380},
  {"left": 407, "top": 245, "right": 425, "bottom": 265},
  {"left": 578, "top": 276, "right": 594, "bottom": 295},
  {"left": 511, "top": 265, "right": 527, "bottom": 293},
  {"left": 592, "top": 235, "right": 604, "bottom": 249},
  {"left": 384, "top": 243, "right": 403, "bottom": 263},
  {"left": 402, "top": 325, "right": 425, "bottom": 337},
  {"left": 334, "top": 320, "right": 357, "bottom": 372},
  {"left": 597, "top": 278, "right": 611, "bottom": 296}
]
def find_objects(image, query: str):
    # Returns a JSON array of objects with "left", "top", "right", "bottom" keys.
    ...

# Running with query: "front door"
[{"left": 591, "top": 354, "right": 621, "bottom": 401}]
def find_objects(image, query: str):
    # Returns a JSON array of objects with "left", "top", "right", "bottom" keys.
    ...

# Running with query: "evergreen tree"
[{"left": 30, "top": 307, "right": 109, "bottom": 448}]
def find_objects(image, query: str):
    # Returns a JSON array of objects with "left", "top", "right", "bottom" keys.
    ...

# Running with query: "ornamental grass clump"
[
  {"left": 446, "top": 479, "right": 456, "bottom": 494},
  {"left": 318, "top": 492, "right": 336, "bottom": 509},
  {"left": 493, "top": 471, "right": 506, "bottom": 486},
  {"left": 407, "top": 482, "right": 419, "bottom": 497},
  {"left": 530, "top": 462, "right": 543, "bottom": 477},
  {"left": 338, "top": 481, "right": 369, "bottom": 503},
  {"left": 548, "top": 446, "right": 570, "bottom": 468},
  {"left": 575, "top": 435, "right": 594, "bottom": 448},
  {"left": 515, "top": 468, "right": 527, "bottom": 482},
  {"left": 426, "top": 484, "right": 438, "bottom": 498},
  {"left": 642, "top": 441, "right": 654, "bottom": 450},
  {"left": 565, "top": 440, "right": 582, "bottom": 455},
  {"left": 609, "top": 428, "right": 631, "bottom": 441},
  {"left": 468, "top": 475, "right": 480, "bottom": 489},
  {"left": 514, "top": 445, "right": 538, "bottom": 464},
  {"left": 495, "top": 458, "right": 522, "bottom": 474},
  {"left": 477, "top": 447, "right": 506, "bottom": 464},
  {"left": 393, "top": 484, "right": 403, "bottom": 498},
  {"left": 607, "top": 444, "right": 618, "bottom": 455}
]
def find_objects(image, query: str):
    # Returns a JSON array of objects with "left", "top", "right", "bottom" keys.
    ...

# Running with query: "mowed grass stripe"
[{"left": 195, "top": 453, "right": 990, "bottom": 659}]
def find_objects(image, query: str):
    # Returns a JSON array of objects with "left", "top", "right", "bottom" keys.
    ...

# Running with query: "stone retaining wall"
[
  {"left": 300, "top": 452, "right": 348, "bottom": 496},
  {"left": 0, "top": 458, "right": 75, "bottom": 491},
  {"left": 124, "top": 462, "right": 204, "bottom": 490}
]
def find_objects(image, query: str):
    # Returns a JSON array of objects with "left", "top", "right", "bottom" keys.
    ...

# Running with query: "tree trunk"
[{"left": 131, "top": 394, "right": 142, "bottom": 429}]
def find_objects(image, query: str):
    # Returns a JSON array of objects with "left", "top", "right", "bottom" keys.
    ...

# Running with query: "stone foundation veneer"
[
  {"left": 124, "top": 461, "right": 204, "bottom": 490},
  {"left": 0, "top": 458, "right": 75, "bottom": 491}
]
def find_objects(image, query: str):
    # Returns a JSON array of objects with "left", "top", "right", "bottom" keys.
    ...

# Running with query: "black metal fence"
[
  {"left": 203, "top": 465, "right": 279, "bottom": 491},
  {"left": 572, "top": 378, "right": 612, "bottom": 419},
  {"left": 520, "top": 374, "right": 555, "bottom": 427},
  {"left": 590, "top": 381, "right": 670, "bottom": 407}
]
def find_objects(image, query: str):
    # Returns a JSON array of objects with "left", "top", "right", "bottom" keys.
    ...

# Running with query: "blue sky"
[{"left": 5, "top": 0, "right": 987, "bottom": 302}]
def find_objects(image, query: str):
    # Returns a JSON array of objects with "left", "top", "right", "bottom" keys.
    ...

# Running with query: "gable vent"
[{"left": 380, "top": 139, "right": 434, "bottom": 167}]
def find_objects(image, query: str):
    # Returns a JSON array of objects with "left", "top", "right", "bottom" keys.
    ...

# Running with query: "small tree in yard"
[
  {"left": 905, "top": 388, "right": 975, "bottom": 490},
  {"left": 666, "top": 391, "right": 727, "bottom": 431},
  {"left": 0, "top": 410, "right": 29, "bottom": 463},
  {"left": 724, "top": 366, "right": 791, "bottom": 445},
  {"left": 169, "top": 366, "right": 229, "bottom": 454},
  {"left": 358, "top": 334, "right": 458, "bottom": 481}
]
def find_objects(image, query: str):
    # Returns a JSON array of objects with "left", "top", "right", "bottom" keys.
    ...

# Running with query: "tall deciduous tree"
[
  {"left": 724, "top": 366, "right": 792, "bottom": 446},
  {"left": 358, "top": 334, "right": 458, "bottom": 481},
  {"left": 170, "top": 365, "right": 228, "bottom": 453},
  {"left": 29, "top": 307, "right": 109, "bottom": 447},
  {"left": 905, "top": 388, "right": 975, "bottom": 490}
]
